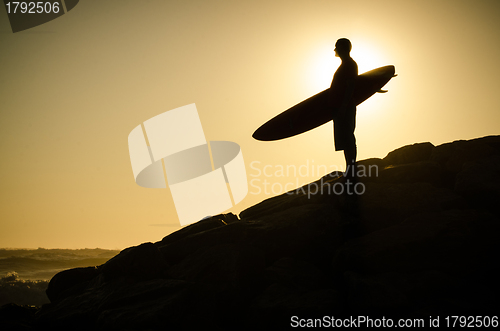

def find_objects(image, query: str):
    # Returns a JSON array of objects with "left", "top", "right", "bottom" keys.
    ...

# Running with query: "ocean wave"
[
  {"left": 0, "top": 248, "right": 119, "bottom": 281},
  {"left": 0, "top": 272, "right": 49, "bottom": 307},
  {"left": 0, "top": 248, "right": 119, "bottom": 307}
]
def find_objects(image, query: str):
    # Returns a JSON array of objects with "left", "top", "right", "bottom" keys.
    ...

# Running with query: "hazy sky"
[{"left": 1, "top": 0, "right": 499, "bottom": 249}]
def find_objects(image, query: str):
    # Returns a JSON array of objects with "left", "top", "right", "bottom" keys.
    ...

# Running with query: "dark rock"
[
  {"left": 264, "top": 257, "right": 328, "bottom": 291},
  {"left": 155, "top": 212, "right": 239, "bottom": 247},
  {"left": 100, "top": 242, "right": 169, "bottom": 282},
  {"left": 383, "top": 142, "right": 435, "bottom": 166},
  {"left": 46, "top": 266, "right": 99, "bottom": 303},
  {"left": 94, "top": 279, "right": 202, "bottom": 331},
  {"left": 38, "top": 278, "right": 200, "bottom": 331},
  {"left": 247, "top": 283, "right": 341, "bottom": 329},
  {"left": 0, "top": 303, "right": 37, "bottom": 331},
  {"left": 19, "top": 135, "right": 500, "bottom": 330},
  {"left": 245, "top": 257, "right": 343, "bottom": 327},
  {"left": 167, "top": 243, "right": 266, "bottom": 300},
  {"left": 344, "top": 270, "right": 463, "bottom": 316},
  {"left": 377, "top": 161, "right": 446, "bottom": 186},
  {"left": 355, "top": 182, "right": 465, "bottom": 234},
  {"left": 159, "top": 221, "right": 249, "bottom": 266},
  {"left": 430, "top": 136, "right": 500, "bottom": 174},
  {"left": 455, "top": 155, "right": 500, "bottom": 213},
  {"left": 238, "top": 189, "right": 316, "bottom": 220},
  {"left": 333, "top": 209, "right": 499, "bottom": 275},
  {"left": 160, "top": 203, "right": 339, "bottom": 268}
]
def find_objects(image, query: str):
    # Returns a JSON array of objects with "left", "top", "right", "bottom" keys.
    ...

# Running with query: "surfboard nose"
[{"left": 252, "top": 128, "right": 271, "bottom": 141}]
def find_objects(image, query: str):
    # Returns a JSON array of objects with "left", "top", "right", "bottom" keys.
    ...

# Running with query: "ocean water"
[{"left": 0, "top": 248, "right": 119, "bottom": 307}]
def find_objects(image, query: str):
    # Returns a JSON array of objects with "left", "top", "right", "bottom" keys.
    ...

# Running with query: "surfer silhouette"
[{"left": 331, "top": 38, "right": 358, "bottom": 179}]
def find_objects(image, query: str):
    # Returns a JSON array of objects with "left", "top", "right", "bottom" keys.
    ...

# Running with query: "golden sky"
[{"left": 1, "top": 0, "right": 499, "bottom": 248}]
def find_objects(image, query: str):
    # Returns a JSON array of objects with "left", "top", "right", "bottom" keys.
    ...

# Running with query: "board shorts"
[{"left": 333, "top": 106, "right": 356, "bottom": 151}]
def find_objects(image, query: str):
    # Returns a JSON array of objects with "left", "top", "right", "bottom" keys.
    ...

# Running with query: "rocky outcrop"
[{"left": 3, "top": 135, "right": 499, "bottom": 330}]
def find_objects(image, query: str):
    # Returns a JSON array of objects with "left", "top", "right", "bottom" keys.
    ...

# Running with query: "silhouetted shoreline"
[{"left": 1, "top": 136, "right": 499, "bottom": 330}]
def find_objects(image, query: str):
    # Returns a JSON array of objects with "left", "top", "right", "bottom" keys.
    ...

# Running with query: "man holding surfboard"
[
  {"left": 253, "top": 40, "right": 396, "bottom": 185},
  {"left": 331, "top": 38, "right": 358, "bottom": 179}
]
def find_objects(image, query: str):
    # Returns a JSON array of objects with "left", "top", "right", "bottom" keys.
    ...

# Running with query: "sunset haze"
[{"left": 1, "top": 0, "right": 499, "bottom": 248}]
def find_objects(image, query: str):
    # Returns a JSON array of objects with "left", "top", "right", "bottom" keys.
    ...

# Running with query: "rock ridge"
[{"left": 2, "top": 135, "right": 499, "bottom": 330}]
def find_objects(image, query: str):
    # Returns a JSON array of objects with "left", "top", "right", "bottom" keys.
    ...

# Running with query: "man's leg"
[{"left": 344, "top": 139, "right": 357, "bottom": 179}]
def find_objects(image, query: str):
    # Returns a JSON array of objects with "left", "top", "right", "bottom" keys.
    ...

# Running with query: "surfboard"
[{"left": 253, "top": 65, "right": 396, "bottom": 141}]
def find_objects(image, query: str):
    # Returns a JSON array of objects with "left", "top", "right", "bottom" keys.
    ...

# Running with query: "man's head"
[{"left": 335, "top": 38, "right": 352, "bottom": 58}]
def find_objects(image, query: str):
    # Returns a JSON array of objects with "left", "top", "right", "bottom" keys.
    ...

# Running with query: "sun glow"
[{"left": 351, "top": 41, "right": 387, "bottom": 74}]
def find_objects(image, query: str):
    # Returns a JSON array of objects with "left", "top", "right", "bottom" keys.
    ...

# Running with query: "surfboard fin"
[
  {"left": 393, "top": 74, "right": 398, "bottom": 77},
  {"left": 377, "top": 89, "right": 388, "bottom": 93}
]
